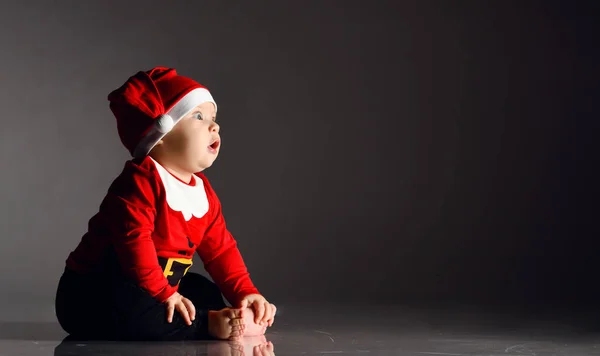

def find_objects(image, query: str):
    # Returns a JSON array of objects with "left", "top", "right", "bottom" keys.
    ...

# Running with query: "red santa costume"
[{"left": 55, "top": 67, "right": 259, "bottom": 341}]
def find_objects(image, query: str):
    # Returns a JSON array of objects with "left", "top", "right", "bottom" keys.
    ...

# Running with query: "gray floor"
[{"left": 1, "top": 305, "right": 599, "bottom": 355}]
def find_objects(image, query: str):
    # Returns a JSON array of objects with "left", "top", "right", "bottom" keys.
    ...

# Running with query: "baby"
[{"left": 54, "top": 67, "right": 276, "bottom": 341}]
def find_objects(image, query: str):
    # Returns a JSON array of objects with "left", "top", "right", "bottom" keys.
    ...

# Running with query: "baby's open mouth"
[{"left": 209, "top": 140, "right": 220, "bottom": 150}]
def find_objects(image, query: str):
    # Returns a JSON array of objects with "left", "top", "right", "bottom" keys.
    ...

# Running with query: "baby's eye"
[{"left": 194, "top": 112, "right": 204, "bottom": 120}]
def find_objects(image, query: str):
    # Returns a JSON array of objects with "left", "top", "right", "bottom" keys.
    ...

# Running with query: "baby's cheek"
[
  {"left": 179, "top": 134, "right": 199, "bottom": 150},
  {"left": 165, "top": 132, "right": 188, "bottom": 153},
  {"left": 192, "top": 138, "right": 207, "bottom": 153}
]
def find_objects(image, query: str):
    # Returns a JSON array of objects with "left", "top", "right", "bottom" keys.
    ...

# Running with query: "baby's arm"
[
  {"left": 195, "top": 179, "right": 260, "bottom": 307},
  {"left": 197, "top": 204, "right": 259, "bottom": 307}
]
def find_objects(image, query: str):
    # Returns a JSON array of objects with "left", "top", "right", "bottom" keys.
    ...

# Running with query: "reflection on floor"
[{"left": 1, "top": 305, "right": 600, "bottom": 355}]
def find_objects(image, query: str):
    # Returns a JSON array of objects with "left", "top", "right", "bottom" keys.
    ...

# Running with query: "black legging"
[{"left": 55, "top": 267, "right": 227, "bottom": 341}]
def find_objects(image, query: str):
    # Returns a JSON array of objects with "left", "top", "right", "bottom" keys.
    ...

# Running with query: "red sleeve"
[
  {"left": 102, "top": 160, "right": 176, "bottom": 303},
  {"left": 196, "top": 177, "right": 260, "bottom": 307}
]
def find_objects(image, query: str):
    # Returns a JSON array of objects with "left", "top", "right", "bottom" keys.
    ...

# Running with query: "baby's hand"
[
  {"left": 239, "top": 294, "right": 277, "bottom": 327},
  {"left": 164, "top": 291, "right": 196, "bottom": 326}
]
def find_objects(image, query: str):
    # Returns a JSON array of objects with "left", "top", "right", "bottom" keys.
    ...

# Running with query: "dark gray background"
[{"left": 0, "top": 1, "right": 597, "bottom": 322}]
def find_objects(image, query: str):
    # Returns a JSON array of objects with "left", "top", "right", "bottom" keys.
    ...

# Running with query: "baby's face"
[{"left": 152, "top": 102, "right": 220, "bottom": 176}]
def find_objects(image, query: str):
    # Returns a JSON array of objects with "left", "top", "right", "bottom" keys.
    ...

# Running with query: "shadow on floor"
[
  {"left": 0, "top": 322, "right": 276, "bottom": 355},
  {"left": 52, "top": 336, "right": 275, "bottom": 356},
  {"left": 0, "top": 322, "right": 66, "bottom": 341},
  {"left": 2, "top": 307, "right": 600, "bottom": 356}
]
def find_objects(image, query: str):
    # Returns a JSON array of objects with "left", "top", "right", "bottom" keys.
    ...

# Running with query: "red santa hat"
[{"left": 107, "top": 66, "right": 217, "bottom": 157}]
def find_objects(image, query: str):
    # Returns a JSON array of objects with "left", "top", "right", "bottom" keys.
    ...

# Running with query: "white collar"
[{"left": 150, "top": 157, "right": 209, "bottom": 221}]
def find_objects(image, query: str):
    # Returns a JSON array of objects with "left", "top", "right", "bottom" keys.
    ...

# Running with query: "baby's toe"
[
  {"left": 230, "top": 329, "right": 243, "bottom": 338},
  {"left": 227, "top": 308, "right": 244, "bottom": 319},
  {"left": 230, "top": 318, "right": 244, "bottom": 326}
]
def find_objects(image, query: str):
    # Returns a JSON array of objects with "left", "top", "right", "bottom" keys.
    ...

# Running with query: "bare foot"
[
  {"left": 208, "top": 308, "right": 245, "bottom": 340},
  {"left": 240, "top": 307, "right": 268, "bottom": 337}
]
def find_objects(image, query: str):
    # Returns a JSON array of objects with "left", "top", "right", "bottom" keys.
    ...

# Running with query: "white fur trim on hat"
[{"left": 133, "top": 87, "right": 216, "bottom": 158}]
